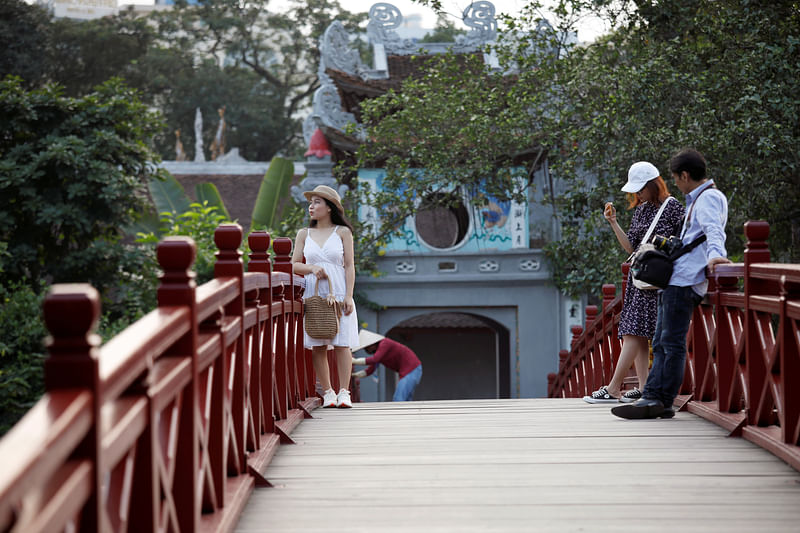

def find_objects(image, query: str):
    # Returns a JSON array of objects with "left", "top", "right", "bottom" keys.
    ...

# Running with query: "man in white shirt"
[{"left": 613, "top": 149, "right": 731, "bottom": 419}]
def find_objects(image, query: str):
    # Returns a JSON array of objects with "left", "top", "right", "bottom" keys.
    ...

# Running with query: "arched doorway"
[{"left": 384, "top": 312, "right": 510, "bottom": 401}]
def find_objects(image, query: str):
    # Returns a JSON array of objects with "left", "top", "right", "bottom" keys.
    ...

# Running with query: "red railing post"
[
  {"left": 557, "top": 349, "right": 569, "bottom": 397},
  {"left": 601, "top": 284, "right": 617, "bottom": 387},
  {"left": 569, "top": 325, "right": 583, "bottom": 396},
  {"left": 214, "top": 224, "right": 249, "bottom": 475},
  {"left": 714, "top": 268, "right": 743, "bottom": 413},
  {"left": 585, "top": 305, "right": 599, "bottom": 395},
  {"left": 153, "top": 237, "right": 198, "bottom": 531},
  {"left": 42, "top": 284, "right": 102, "bottom": 531},
  {"left": 778, "top": 274, "right": 800, "bottom": 446},
  {"left": 743, "top": 221, "right": 773, "bottom": 427},
  {"left": 272, "top": 237, "right": 293, "bottom": 419},
  {"left": 248, "top": 231, "right": 274, "bottom": 436}
]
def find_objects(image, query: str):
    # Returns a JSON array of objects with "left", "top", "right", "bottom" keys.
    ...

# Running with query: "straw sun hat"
[
  {"left": 303, "top": 185, "right": 344, "bottom": 214},
  {"left": 353, "top": 330, "right": 385, "bottom": 352}
]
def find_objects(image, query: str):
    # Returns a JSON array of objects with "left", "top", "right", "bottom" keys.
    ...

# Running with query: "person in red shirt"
[{"left": 352, "top": 330, "right": 423, "bottom": 401}]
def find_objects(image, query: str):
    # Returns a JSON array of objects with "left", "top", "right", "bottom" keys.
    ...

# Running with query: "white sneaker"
[
  {"left": 336, "top": 389, "right": 352, "bottom": 408},
  {"left": 322, "top": 389, "right": 337, "bottom": 408}
]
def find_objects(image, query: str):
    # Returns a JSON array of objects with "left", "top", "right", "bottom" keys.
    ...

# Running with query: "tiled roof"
[{"left": 325, "top": 52, "right": 483, "bottom": 116}]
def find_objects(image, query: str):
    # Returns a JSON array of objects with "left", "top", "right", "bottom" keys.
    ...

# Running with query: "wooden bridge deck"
[{"left": 235, "top": 399, "right": 800, "bottom": 532}]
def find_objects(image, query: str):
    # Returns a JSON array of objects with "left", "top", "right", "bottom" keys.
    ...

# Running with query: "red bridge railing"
[
  {"left": 0, "top": 224, "right": 331, "bottom": 532},
  {"left": 548, "top": 221, "right": 800, "bottom": 471}
]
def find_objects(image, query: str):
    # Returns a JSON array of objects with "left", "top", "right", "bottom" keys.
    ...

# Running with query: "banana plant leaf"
[
  {"left": 125, "top": 208, "right": 161, "bottom": 237},
  {"left": 148, "top": 173, "right": 191, "bottom": 215},
  {"left": 251, "top": 156, "right": 294, "bottom": 230},
  {"left": 195, "top": 182, "right": 231, "bottom": 220}
]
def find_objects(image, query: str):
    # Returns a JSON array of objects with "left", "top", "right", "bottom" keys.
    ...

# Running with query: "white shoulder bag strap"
[{"left": 626, "top": 197, "right": 674, "bottom": 263}]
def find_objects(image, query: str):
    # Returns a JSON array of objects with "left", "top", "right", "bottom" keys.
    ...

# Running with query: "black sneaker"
[
  {"left": 619, "top": 388, "right": 643, "bottom": 403},
  {"left": 582, "top": 386, "right": 620, "bottom": 404}
]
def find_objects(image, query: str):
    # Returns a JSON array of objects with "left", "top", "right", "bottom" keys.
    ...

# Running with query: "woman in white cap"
[
  {"left": 292, "top": 185, "right": 359, "bottom": 408},
  {"left": 584, "top": 162, "right": 685, "bottom": 404}
]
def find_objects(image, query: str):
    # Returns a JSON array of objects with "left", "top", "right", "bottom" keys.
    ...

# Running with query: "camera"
[{"left": 650, "top": 234, "right": 683, "bottom": 256}]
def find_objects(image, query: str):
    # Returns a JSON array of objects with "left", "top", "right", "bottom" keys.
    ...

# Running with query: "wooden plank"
[{"left": 234, "top": 399, "right": 800, "bottom": 533}]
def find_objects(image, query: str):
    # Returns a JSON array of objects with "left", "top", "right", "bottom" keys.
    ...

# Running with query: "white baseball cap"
[{"left": 621, "top": 161, "right": 660, "bottom": 193}]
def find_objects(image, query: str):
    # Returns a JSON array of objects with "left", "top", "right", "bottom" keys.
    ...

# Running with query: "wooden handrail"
[
  {"left": 549, "top": 220, "right": 800, "bottom": 471},
  {"left": 0, "top": 224, "right": 320, "bottom": 532}
]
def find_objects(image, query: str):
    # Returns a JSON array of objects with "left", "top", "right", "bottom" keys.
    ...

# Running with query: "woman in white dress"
[{"left": 291, "top": 185, "right": 359, "bottom": 408}]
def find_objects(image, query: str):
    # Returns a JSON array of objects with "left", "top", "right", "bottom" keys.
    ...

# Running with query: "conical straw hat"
[{"left": 353, "top": 329, "right": 385, "bottom": 352}]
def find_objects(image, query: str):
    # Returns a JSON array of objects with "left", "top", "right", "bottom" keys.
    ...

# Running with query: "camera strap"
[
  {"left": 668, "top": 234, "right": 707, "bottom": 261},
  {"left": 669, "top": 182, "right": 717, "bottom": 260},
  {"left": 680, "top": 183, "right": 717, "bottom": 239}
]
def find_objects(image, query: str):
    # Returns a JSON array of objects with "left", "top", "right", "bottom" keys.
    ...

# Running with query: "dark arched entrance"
[{"left": 384, "top": 312, "right": 510, "bottom": 401}]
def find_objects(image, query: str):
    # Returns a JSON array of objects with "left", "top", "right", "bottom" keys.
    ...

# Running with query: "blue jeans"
[
  {"left": 393, "top": 365, "right": 422, "bottom": 401},
  {"left": 642, "top": 286, "right": 702, "bottom": 408}
]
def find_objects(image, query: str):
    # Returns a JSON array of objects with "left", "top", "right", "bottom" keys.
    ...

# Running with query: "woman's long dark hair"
[{"left": 310, "top": 198, "right": 354, "bottom": 233}]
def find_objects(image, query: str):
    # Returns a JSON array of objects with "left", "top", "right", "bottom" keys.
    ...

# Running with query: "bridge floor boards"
[{"left": 235, "top": 398, "right": 800, "bottom": 532}]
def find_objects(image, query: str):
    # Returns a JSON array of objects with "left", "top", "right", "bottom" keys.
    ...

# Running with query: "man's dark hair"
[{"left": 669, "top": 148, "right": 707, "bottom": 181}]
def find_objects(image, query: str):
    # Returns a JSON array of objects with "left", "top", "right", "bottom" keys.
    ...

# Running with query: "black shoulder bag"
[{"left": 630, "top": 186, "right": 715, "bottom": 290}]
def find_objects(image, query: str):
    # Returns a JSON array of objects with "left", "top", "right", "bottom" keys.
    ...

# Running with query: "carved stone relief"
[
  {"left": 318, "top": 20, "right": 366, "bottom": 83},
  {"left": 311, "top": 85, "right": 364, "bottom": 139},
  {"left": 367, "top": 3, "right": 419, "bottom": 55},
  {"left": 366, "top": 1, "right": 497, "bottom": 55}
]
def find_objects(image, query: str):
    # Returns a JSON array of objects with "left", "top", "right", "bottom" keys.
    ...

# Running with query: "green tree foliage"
[
  {"left": 47, "top": 12, "right": 154, "bottom": 97},
  {"left": 136, "top": 202, "right": 229, "bottom": 285},
  {"left": 0, "top": 0, "right": 51, "bottom": 86},
  {"left": 148, "top": 0, "right": 366, "bottom": 159},
  {"left": 358, "top": 0, "right": 800, "bottom": 297},
  {"left": 538, "top": 0, "right": 800, "bottom": 295},
  {"left": 0, "top": 281, "right": 46, "bottom": 435},
  {"left": 0, "top": 77, "right": 166, "bottom": 290},
  {"left": 0, "top": 0, "right": 366, "bottom": 161},
  {"left": 350, "top": 52, "right": 542, "bottom": 272}
]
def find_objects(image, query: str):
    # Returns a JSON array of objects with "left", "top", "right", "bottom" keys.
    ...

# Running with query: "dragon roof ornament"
[
  {"left": 367, "top": 1, "right": 497, "bottom": 55},
  {"left": 308, "top": 2, "right": 497, "bottom": 143}
]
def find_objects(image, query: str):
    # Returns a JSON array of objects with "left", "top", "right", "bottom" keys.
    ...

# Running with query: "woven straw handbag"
[{"left": 303, "top": 272, "right": 342, "bottom": 340}]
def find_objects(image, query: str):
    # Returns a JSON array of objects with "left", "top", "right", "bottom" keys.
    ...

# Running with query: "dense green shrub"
[
  {"left": 137, "top": 202, "right": 230, "bottom": 285},
  {"left": 0, "top": 76, "right": 167, "bottom": 292},
  {"left": 0, "top": 76, "right": 167, "bottom": 432},
  {"left": 0, "top": 282, "right": 46, "bottom": 435}
]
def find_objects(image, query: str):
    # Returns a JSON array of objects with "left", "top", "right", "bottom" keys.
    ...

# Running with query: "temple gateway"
[{"left": 304, "top": 2, "right": 585, "bottom": 401}]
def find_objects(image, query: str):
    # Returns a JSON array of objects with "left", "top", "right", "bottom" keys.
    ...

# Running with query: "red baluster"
[
  {"left": 714, "top": 269, "right": 743, "bottom": 413},
  {"left": 570, "top": 325, "right": 583, "bottom": 349},
  {"left": 214, "top": 224, "right": 248, "bottom": 474},
  {"left": 153, "top": 237, "right": 198, "bottom": 531},
  {"left": 248, "top": 231, "right": 275, "bottom": 435},
  {"left": 601, "top": 284, "right": 617, "bottom": 384},
  {"left": 585, "top": 305, "right": 598, "bottom": 330},
  {"left": 272, "top": 237, "right": 293, "bottom": 418},
  {"left": 248, "top": 231, "right": 272, "bottom": 276},
  {"left": 43, "top": 284, "right": 102, "bottom": 530},
  {"left": 778, "top": 274, "right": 800, "bottom": 446},
  {"left": 272, "top": 237, "right": 293, "bottom": 275},
  {"left": 584, "top": 305, "right": 601, "bottom": 392},
  {"left": 743, "top": 221, "right": 774, "bottom": 427}
]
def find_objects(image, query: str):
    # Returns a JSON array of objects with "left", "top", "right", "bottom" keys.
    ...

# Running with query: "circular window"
[{"left": 414, "top": 192, "right": 471, "bottom": 250}]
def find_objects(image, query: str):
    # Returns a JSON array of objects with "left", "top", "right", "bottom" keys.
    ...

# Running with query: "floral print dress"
[{"left": 618, "top": 198, "right": 686, "bottom": 338}]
